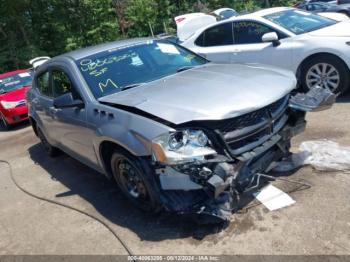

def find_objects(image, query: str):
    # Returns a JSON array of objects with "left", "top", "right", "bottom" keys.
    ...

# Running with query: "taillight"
[{"left": 175, "top": 17, "right": 186, "bottom": 24}]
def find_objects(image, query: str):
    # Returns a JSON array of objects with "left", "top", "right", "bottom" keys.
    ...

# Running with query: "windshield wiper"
[
  {"left": 176, "top": 66, "right": 195, "bottom": 73},
  {"left": 120, "top": 83, "right": 144, "bottom": 91}
]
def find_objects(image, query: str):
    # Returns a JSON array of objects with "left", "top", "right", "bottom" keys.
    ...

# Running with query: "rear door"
[{"left": 192, "top": 22, "right": 234, "bottom": 63}]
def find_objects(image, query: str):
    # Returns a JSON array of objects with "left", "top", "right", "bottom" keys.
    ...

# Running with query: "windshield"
[
  {"left": 264, "top": 9, "right": 337, "bottom": 35},
  {"left": 0, "top": 71, "right": 33, "bottom": 94},
  {"left": 76, "top": 40, "right": 208, "bottom": 98}
]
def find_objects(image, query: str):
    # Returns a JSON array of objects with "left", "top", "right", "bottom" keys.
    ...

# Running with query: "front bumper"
[
  {"left": 1, "top": 105, "right": 29, "bottom": 125},
  {"left": 153, "top": 88, "right": 334, "bottom": 224},
  {"left": 156, "top": 114, "right": 306, "bottom": 223}
]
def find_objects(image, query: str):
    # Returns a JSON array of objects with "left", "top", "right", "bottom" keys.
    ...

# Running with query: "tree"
[{"left": 0, "top": 0, "right": 296, "bottom": 73}]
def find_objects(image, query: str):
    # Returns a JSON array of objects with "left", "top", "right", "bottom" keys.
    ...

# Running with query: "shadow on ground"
[
  {"left": 336, "top": 93, "right": 350, "bottom": 103},
  {"left": 27, "top": 142, "right": 308, "bottom": 241},
  {"left": 28, "top": 143, "right": 233, "bottom": 241}
]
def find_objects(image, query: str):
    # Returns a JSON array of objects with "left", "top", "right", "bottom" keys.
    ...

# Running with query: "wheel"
[
  {"left": 111, "top": 151, "right": 161, "bottom": 212},
  {"left": 37, "top": 127, "right": 59, "bottom": 157},
  {"left": 300, "top": 55, "right": 350, "bottom": 94},
  {"left": 0, "top": 113, "right": 10, "bottom": 130}
]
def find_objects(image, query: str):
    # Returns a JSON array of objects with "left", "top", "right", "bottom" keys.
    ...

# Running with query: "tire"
[
  {"left": 37, "top": 127, "right": 59, "bottom": 157},
  {"left": 0, "top": 113, "right": 10, "bottom": 130},
  {"left": 111, "top": 151, "right": 161, "bottom": 212},
  {"left": 300, "top": 55, "right": 350, "bottom": 95}
]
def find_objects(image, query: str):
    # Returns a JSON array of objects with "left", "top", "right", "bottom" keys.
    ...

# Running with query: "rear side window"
[
  {"left": 52, "top": 70, "right": 81, "bottom": 100},
  {"left": 233, "top": 21, "right": 274, "bottom": 44},
  {"left": 195, "top": 22, "right": 233, "bottom": 47},
  {"left": 37, "top": 71, "right": 52, "bottom": 97}
]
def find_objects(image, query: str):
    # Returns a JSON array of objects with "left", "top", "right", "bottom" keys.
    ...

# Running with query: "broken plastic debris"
[
  {"left": 289, "top": 86, "right": 336, "bottom": 112},
  {"left": 273, "top": 140, "right": 350, "bottom": 172},
  {"left": 293, "top": 140, "right": 350, "bottom": 171},
  {"left": 253, "top": 184, "right": 295, "bottom": 211}
]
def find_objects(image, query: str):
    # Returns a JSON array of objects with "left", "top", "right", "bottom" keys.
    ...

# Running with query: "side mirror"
[
  {"left": 53, "top": 92, "right": 84, "bottom": 109},
  {"left": 262, "top": 32, "right": 280, "bottom": 47}
]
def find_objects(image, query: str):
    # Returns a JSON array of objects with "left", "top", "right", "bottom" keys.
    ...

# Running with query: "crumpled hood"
[
  {"left": 99, "top": 63, "right": 296, "bottom": 125},
  {"left": 308, "top": 21, "right": 350, "bottom": 37}
]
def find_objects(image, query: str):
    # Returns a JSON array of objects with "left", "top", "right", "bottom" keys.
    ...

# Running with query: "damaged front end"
[{"left": 151, "top": 87, "right": 336, "bottom": 224}]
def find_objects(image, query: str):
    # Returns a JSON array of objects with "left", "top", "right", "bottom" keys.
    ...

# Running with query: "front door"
[
  {"left": 50, "top": 68, "right": 98, "bottom": 166},
  {"left": 231, "top": 21, "right": 293, "bottom": 70}
]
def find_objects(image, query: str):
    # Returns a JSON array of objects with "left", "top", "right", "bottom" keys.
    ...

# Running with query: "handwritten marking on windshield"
[
  {"left": 80, "top": 54, "right": 133, "bottom": 73},
  {"left": 90, "top": 67, "right": 108, "bottom": 77},
  {"left": 98, "top": 79, "right": 118, "bottom": 93}
]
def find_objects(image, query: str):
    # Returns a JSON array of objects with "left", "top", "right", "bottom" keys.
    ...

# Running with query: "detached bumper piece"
[
  {"left": 289, "top": 86, "right": 336, "bottom": 112},
  {"left": 157, "top": 90, "right": 335, "bottom": 224}
]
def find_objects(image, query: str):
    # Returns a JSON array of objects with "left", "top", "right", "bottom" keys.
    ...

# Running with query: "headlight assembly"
[
  {"left": 151, "top": 129, "right": 217, "bottom": 165},
  {"left": 0, "top": 100, "right": 20, "bottom": 109}
]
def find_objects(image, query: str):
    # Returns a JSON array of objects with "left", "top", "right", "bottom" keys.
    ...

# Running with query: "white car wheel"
[
  {"left": 301, "top": 55, "right": 350, "bottom": 94},
  {"left": 306, "top": 63, "right": 340, "bottom": 92}
]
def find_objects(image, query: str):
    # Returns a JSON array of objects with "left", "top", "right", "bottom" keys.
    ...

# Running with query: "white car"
[
  {"left": 319, "top": 12, "right": 350, "bottom": 21},
  {"left": 181, "top": 7, "right": 350, "bottom": 94}
]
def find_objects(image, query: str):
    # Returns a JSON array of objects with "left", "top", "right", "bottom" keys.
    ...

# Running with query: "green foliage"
[{"left": 0, "top": 0, "right": 296, "bottom": 73}]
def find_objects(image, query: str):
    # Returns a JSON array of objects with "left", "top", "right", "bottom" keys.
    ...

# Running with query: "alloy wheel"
[{"left": 306, "top": 63, "right": 340, "bottom": 92}]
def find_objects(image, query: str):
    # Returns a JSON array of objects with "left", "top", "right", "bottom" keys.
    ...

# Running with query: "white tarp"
[
  {"left": 273, "top": 140, "right": 350, "bottom": 172},
  {"left": 293, "top": 140, "right": 350, "bottom": 171}
]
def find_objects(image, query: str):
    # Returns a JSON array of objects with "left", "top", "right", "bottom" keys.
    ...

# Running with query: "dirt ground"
[{"left": 0, "top": 97, "right": 350, "bottom": 255}]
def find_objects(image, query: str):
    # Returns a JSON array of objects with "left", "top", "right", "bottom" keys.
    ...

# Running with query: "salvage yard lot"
[{"left": 1, "top": 97, "right": 350, "bottom": 255}]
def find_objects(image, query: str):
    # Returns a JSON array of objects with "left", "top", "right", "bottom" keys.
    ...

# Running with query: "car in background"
[
  {"left": 0, "top": 69, "right": 33, "bottom": 129},
  {"left": 26, "top": 39, "right": 333, "bottom": 223},
  {"left": 294, "top": 0, "right": 337, "bottom": 6},
  {"left": 211, "top": 8, "right": 239, "bottom": 20},
  {"left": 338, "top": 0, "right": 350, "bottom": 4},
  {"left": 297, "top": 2, "right": 350, "bottom": 17},
  {"left": 181, "top": 7, "right": 350, "bottom": 94}
]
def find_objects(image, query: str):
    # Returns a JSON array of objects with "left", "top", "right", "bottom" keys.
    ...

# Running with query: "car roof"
[
  {"left": 0, "top": 69, "right": 30, "bottom": 79},
  {"left": 189, "top": 7, "right": 293, "bottom": 36},
  {"left": 59, "top": 37, "right": 153, "bottom": 61},
  {"left": 235, "top": 7, "right": 292, "bottom": 20}
]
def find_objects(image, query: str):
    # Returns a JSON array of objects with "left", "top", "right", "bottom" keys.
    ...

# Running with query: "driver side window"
[
  {"left": 233, "top": 21, "right": 286, "bottom": 44},
  {"left": 52, "top": 70, "right": 81, "bottom": 100}
]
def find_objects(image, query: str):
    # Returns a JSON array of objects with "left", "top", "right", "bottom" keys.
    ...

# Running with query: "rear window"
[{"left": 0, "top": 72, "right": 33, "bottom": 94}]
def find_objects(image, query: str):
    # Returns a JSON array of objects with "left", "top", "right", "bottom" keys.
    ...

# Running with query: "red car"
[{"left": 0, "top": 69, "right": 33, "bottom": 129}]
